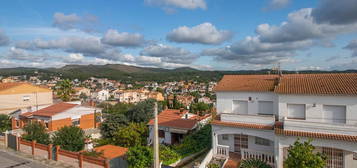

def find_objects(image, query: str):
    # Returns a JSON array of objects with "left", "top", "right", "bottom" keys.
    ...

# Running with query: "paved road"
[{"left": 0, "top": 151, "right": 48, "bottom": 168}]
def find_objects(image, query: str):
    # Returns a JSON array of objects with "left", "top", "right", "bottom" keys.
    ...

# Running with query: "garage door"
[
  {"left": 232, "top": 100, "right": 248, "bottom": 114},
  {"left": 323, "top": 105, "right": 346, "bottom": 124},
  {"left": 258, "top": 101, "right": 274, "bottom": 115}
]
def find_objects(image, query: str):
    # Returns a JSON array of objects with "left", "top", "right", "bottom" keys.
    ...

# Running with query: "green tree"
[
  {"left": 125, "top": 99, "right": 156, "bottom": 123},
  {"left": 127, "top": 146, "right": 153, "bottom": 168},
  {"left": 22, "top": 121, "right": 50, "bottom": 145},
  {"left": 284, "top": 139, "right": 326, "bottom": 168},
  {"left": 0, "top": 114, "right": 11, "bottom": 132},
  {"left": 190, "top": 102, "right": 211, "bottom": 116},
  {"left": 52, "top": 126, "right": 85, "bottom": 152},
  {"left": 113, "top": 122, "right": 148, "bottom": 147},
  {"left": 55, "top": 79, "right": 75, "bottom": 101},
  {"left": 79, "top": 92, "right": 88, "bottom": 101},
  {"left": 239, "top": 158, "right": 272, "bottom": 168},
  {"left": 100, "top": 113, "right": 129, "bottom": 138}
]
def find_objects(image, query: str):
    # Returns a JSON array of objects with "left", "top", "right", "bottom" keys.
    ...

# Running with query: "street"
[{"left": 0, "top": 151, "right": 48, "bottom": 168}]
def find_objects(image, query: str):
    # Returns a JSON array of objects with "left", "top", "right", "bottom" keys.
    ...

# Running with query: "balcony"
[
  {"left": 220, "top": 113, "right": 275, "bottom": 125},
  {"left": 241, "top": 148, "right": 275, "bottom": 167},
  {"left": 283, "top": 117, "right": 357, "bottom": 136}
]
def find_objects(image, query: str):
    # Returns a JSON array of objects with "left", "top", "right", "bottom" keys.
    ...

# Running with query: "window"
[
  {"left": 232, "top": 100, "right": 248, "bottom": 114},
  {"left": 258, "top": 101, "right": 274, "bottom": 115},
  {"left": 353, "top": 152, "right": 357, "bottom": 160},
  {"left": 159, "top": 130, "right": 165, "bottom": 138},
  {"left": 287, "top": 104, "right": 306, "bottom": 119},
  {"left": 23, "top": 96, "right": 30, "bottom": 101},
  {"left": 72, "top": 119, "right": 80, "bottom": 126},
  {"left": 15, "top": 120, "right": 20, "bottom": 128},
  {"left": 323, "top": 105, "right": 346, "bottom": 124},
  {"left": 45, "top": 122, "right": 49, "bottom": 129},
  {"left": 255, "top": 137, "right": 270, "bottom": 146},
  {"left": 222, "top": 134, "right": 229, "bottom": 140}
]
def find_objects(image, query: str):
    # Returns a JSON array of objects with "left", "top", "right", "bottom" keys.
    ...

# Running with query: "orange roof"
[
  {"left": 275, "top": 128, "right": 357, "bottom": 142},
  {"left": 31, "top": 102, "right": 77, "bottom": 117},
  {"left": 214, "top": 75, "right": 278, "bottom": 92},
  {"left": 275, "top": 73, "right": 357, "bottom": 95},
  {"left": 215, "top": 73, "right": 357, "bottom": 96},
  {"left": 211, "top": 119, "right": 274, "bottom": 130},
  {"left": 0, "top": 82, "right": 52, "bottom": 95},
  {"left": 94, "top": 145, "right": 128, "bottom": 159},
  {"left": 148, "top": 109, "right": 198, "bottom": 130}
]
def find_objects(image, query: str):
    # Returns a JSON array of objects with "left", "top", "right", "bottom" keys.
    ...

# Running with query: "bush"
[
  {"left": 52, "top": 126, "right": 85, "bottom": 152},
  {"left": 127, "top": 146, "right": 153, "bottom": 168},
  {"left": 0, "top": 114, "right": 11, "bottom": 132},
  {"left": 160, "top": 145, "right": 180, "bottom": 165},
  {"left": 113, "top": 122, "right": 148, "bottom": 147},
  {"left": 239, "top": 158, "right": 272, "bottom": 168},
  {"left": 82, "top": 150, "right": 104, "bottom": 157},
  {"left": 22, "top": 121, "right": 50, "bottom": 145}
]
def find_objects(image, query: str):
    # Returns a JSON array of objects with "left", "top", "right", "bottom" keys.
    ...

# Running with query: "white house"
[
  {"left": 97, "top": 89, "right": 110, "bottom": 102},
  {"left": 205, "top": 73, "right": 357, "bottom": 168}
]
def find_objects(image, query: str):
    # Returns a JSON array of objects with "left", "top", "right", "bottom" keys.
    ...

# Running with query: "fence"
[{"left": 7, "top": 135, "right": 109, "bottom": 168}]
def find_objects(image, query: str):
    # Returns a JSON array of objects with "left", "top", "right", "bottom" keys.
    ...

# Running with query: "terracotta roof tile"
[
  {"left": 148, "top": 109, "right": 198, "bottom": 130},
  {"left": 211, "top": 120, "right": 274, "bottom": 130},
  {"left": 31, "top": 102, "right": 77, "bottom": 117},
  {"left": 275, "top": 128, "right": 357, "bottom": 142},
  {"left": 214, "top": 73, "right": 357, "bottom": 95},
  {"left": 275, "top": 73, "right": 357, "bottom": 95},
  {"left": 214, "top": 75, "right": 279, "bottom": 92},
  {"left": 94, "top": 145, "right": 128, "bottom": 159}
]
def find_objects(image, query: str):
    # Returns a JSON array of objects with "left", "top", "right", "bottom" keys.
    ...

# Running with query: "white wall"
[
  {"left": 216, "top": 92, "right": 278, "bottom": 115},
  {"left": 279, "top": 94, "right": 357, "bottom": 125}
]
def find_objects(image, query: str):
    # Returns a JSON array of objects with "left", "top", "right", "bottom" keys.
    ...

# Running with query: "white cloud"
[
  {"left": 53, "top": 12, "right": 98, "bottom": 32},
  {"left": 167, "top": 22, "right": 232, "bottom": 45},
  {"left": 140, "top": 44, "right": 198, "bottom": 63},
  {"left": 344, "top": 39, "right": 357, "bottom": 57},
  {"left": 101, "top": 29, "right": 144, "bottom": 47},
  {"left": 145, "top": 0, "right": 206, "bottom": 10},
  {"left": 312, "top": 0, "right": 357, "bottom": 25}
]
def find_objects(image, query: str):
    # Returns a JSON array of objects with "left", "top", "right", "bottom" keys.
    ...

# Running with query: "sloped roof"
[
  {"left": 148, "top": 109, "right": 198, "bottom": 130},
  {"left": 31, "top": 102, "right": 77, "bottom": 117},
  {"left": 214, "top": 75, "right": 279, "bottom": 92},
  {"left": 214, "top": 73, "right": 357, "bottom": 96},
  {"left": 0, "top": 82, "right": 52, "bottom": 95},
  {"left": 94, "top": 145, "right": 128, "bottom": 159}
]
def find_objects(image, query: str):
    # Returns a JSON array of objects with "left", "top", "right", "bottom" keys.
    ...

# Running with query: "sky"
[{"left": 0, "top": 0, "right": 357, "bottom": 71}]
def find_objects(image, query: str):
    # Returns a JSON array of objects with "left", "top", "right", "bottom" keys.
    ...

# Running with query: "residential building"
[
  {"left": 206, "top": 73, "right": 357, "bottom": 168},
  {"left": 148, "top": 109, "right": 210, "bottom": 145},
  {"left": 0, "top": 83, "right": 53, "bottom": 114},
  {"left": 73, "top": 87, "right": 91, "bottom": 99},
  {"left": 11, "top": 102, "right": 101, "bottom": 131},
  {"left": 97, "top": 89, "right": 110, "bottom": 102}
]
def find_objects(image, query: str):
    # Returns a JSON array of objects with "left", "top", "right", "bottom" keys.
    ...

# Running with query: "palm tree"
[{"left": 56, "top": 79, "right": 75, "bottom": 101}]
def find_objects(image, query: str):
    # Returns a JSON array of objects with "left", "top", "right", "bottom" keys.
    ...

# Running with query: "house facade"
[
  {"left": 209, "top": 74, "right": 357, "bottom": 168},
  {"left": 0, "top": 83, "right": 53, "bottom": 114},
  {"left": 11, "top": 102, "right": 101, "bottom": 132},
  {"left": 148, "top": 109, "right": 210, "bottom": 145}
]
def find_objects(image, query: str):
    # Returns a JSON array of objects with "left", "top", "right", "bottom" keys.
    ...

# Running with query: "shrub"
[
  {"left": 0, "top": 114, "right": 11, "bottom": 132},
  {"left": 160, "top": 145, "right": 180, "bottom": 165},
  {"left": 52, "top": 126, "right": 85, "bottom": 152},
  {"left": 239, "top": 158, "right": 272, "bottom": 168},
  {"left": 127, "top": 146, "right": 153, "bottom": 168},
  {"left": 22, "top": 121, "right": 50, "bottom": 145}
]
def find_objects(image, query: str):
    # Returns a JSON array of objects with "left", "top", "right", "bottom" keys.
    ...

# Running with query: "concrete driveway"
[{"left": 0, "top": 150, "right": 48, "bottom": 168}]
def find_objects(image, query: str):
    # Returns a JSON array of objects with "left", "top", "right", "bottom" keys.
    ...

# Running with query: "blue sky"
[{"left": 0, "top": 0, "right": 357, "bottom": 70}]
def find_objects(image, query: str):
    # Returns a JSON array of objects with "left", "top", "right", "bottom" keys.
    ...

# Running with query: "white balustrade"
[
  {"left": 241, "top": 148, "right": 275, "bottom": 166},
  {"left": 215, "top": 144, "right": 229, "bottom": 158}
]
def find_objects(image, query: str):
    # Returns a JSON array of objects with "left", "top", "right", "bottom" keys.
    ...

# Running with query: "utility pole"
[{"left": 153, "top": 102, "right": 160, "bottom": 168}]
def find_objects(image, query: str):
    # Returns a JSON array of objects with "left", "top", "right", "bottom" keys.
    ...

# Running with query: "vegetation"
[
  {"left": 82, "top": 150, "right": 104, "bottom": 157},
  {"left": 284, "top": 139, "right": 326, "bottom": 168},
  {"left": 52, "top": 126, "right": 86, "bottom": 152},
  {"left": 127, "top": 146, "right": 153, "bottom": 168},
  {"left": 239, "top": 158, "right": 272, "bottom": 168},
  {"left": 126, "top": 99, "right": 156, "bottom": 123},
  {"left": 207, "top": 163, "right": 220, "bottom": 168},
  {"left": 0, "top": 114, "right": 11, "bottom": 132},
  {"left": 112, "top": 122, "right": 148, "bottom": 147},
  {"left": 55, "top": 79, "right": 75, "bottom": 101},
  {"left": 160, "top": 145, "right": 181, "bottom": 165},
  {"left": 100, "top": 113, "right": 129, "bottom": 138},
  {"left": 189, "top": 102, "right": 212, "bottom": 116},
  {"left": 22, "top": 121, "right": 50, "bottom": 145}
]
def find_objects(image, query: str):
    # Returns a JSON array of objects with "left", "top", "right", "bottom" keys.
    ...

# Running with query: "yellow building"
[{"left": 0, "top": 83, "right": 53, "bottom": 114}]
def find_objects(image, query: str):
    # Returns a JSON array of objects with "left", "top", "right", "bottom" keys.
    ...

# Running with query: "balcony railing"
[
  {"left": 214, "top": 144, "right": 229, "bottom": 159},
  {"left": 241, "top": 148, "right": 275, "bottom": 166},
  {"left": 220, "top": 113, "right": 275, "bottom": 125},
  {"left": 283, "top": 117, "right": 357, "bottom": 136}
]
